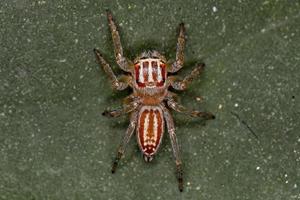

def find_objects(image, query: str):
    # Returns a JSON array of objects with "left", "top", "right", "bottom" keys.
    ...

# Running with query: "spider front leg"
[
  {"left": 111, "top": 110, "right": 138, "bottom": 173},
  {"left": 102, "top": 95, "right": 140, "bottom": 117},
  {"left": 168, "top": 63, "right": 205, "bottom": 90},
  {"left": 161, "top": 104, "right": 184, "bottom": 192},
  {"left": 168, "top": 23, "right": 185, "bottom": 73},
  {"left": 166, "top": 92, "right": 215, "bottom": 120},
  {"left": 106, "top": 10, "right": 132, "bottom": 72},
  {"left": 94, "top": 49, "right": 131, "bottom": 90}
]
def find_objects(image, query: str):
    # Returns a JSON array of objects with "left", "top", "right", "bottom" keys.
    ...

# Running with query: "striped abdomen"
[{"left": 137, "top": 106, "right": 164, "bottom": 161}]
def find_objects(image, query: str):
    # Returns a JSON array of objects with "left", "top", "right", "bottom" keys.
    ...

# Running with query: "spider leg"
[
  {"left": 167, "top": 23, "right": 185, "bottom": 73},
  {"left": 168, "top": 63, "right": 205, "bottom": 90},
  {"left": 111, "top": 110, "right": 138, "bottom": 173},
  {"left": 94, "top": 49, "right": 131, "bottom": 90},
  {"left": 106, "top": 10, "right": 133, "bottom": 72},
  {"left": 161, "top": 104, "right": 183, "bottom": 192},
  {"left": 166, "top": 92, "right": 215, "bottom": 120},
  {"left": 103, "top": 95, "right": 140, "bottom": 117},
  {"left": 102, "top": 103, "right": 138, "bottom": 117}
]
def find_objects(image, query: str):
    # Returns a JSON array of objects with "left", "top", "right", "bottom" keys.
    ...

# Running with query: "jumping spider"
[{"left": 94, "top": 10, "right": 215, "bottom": 192}]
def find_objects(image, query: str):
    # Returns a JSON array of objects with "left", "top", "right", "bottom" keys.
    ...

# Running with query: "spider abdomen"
[{"left": 137, "top": 106, "right": 164, "bottom": 161}]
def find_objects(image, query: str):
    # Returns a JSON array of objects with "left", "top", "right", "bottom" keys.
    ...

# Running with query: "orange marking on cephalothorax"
[{"left": 134, "top": 59, "right": 166, "bottom": 88}]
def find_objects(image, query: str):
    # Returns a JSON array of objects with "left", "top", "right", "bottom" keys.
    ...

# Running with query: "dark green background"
[{"left": 1, "top": 0, "right": 299, "bottom": 199}]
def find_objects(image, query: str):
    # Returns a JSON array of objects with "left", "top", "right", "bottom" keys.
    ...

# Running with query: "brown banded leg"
[
  {"left": 106, "top": 10, "right": 132, "bottom": 72},
  {"left": 111, "top": 110, "right": 138, "bottom": 173},
  {"left": 166, "top": 92, "right": 215, "bottom": 120},
  {"left": 94, "top": 49, "right": 131, "bottom": 90},
  {"left": 161, "top": 104, "right": 183, "bottom": 192},
  {"left": 168, "top": 63, "right": 205, "bottom": 90},
  {"left": 168, "top": 23, "right": 185, "bottom": 73},
  {"left": 102, "top": 96, "right": 140, "bottom": 117},
  {"left": 102, "top": 103, "right": 138, "bottom": 117}
]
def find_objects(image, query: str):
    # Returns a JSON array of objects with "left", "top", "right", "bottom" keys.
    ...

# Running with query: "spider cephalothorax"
[
  {"left": 134, "top": 52, "right": 166, "bottom": 87},
  {"left": 94, "top": 10, "right": 215, "bottom": 192}
]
